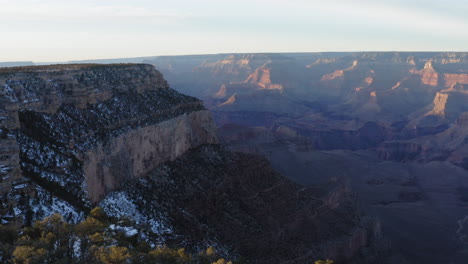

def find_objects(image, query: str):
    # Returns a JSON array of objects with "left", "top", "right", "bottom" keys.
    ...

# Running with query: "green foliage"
[
  {"left": 89, "top": 207, "right": 108, "bottom": 222},
  {"left": 94, "top": 246, "right": 131, "bottom": 264},
  {"left": 196, "top": 246, "right": 223, "bottom": 264},
  {"left": 315, "top": 260, "right": 334, "bottom": 264},
  {"left": 212, "top": 258, "right": 233, "bottom": 264},
  {"left": 14, "top": 214, "right": 72, "bottom": 263},
  {"left": 12, "top": 246, "right": 47, "bottom": 264},
  {"left": 206, "top": 246, "right": 216, "bottom": 257},
  {"left": 148, "top": 246, "right": 192, "bottom": 263},
  {"left": 0, "top": 207, "right": 237, "bottom": 264},
  {"left": 75, "top": 216, "right": 106, "bottom": 235}
]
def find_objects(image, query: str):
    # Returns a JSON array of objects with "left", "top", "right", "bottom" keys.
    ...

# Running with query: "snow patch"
[
  {"left": 13, "top": 183, "right": 28, "bottom": 189},
  {"left": 72, "top": 237, "right": 82, "bottom": 259},
  {"left": 100, "top": 192, "right": 172, "bottom": 239},
  {"left": 109, "top": 224, "right": 139, "bottom": 237},
  {"left": 0, "top": 165, "right": 12, "bottom": 174},
  {"left": 2, "top": 83, "right": 18, "bottom": 102},
  {"left": 32, "top": 186, "right": 85, "bottom": 224}
]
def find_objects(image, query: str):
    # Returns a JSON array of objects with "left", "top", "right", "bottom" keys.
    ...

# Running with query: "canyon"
[
  {"left": 2, "top": 52, "right": 468, "bottom": 263},
  {"left": 0, "top": 63, "right": 390, "bottom": 263},
  {"left": 135, "top": 52, "right": 468, "bottom": 264}
]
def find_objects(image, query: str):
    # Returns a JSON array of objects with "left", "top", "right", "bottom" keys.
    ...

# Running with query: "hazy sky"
[{"left": 1, "top": 0, "right": 467, "bottom": 62}]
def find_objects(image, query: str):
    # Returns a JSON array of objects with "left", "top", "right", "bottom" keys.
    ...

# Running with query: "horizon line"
[{"left": 3, "top": 50, "right": 468, "bottom": 64}]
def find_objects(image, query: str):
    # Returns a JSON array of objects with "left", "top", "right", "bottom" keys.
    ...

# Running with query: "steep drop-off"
[
  {"left": 0, "top": 64, "right": 217, "bottom": 223},
  {"left": 0, "top": 64, "right": 386, "bottom": 263},
  {"left": 100, "top": 144, "right": 387, "bottom": 264}
]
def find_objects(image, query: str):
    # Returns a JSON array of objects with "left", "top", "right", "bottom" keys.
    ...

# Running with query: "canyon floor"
[{"left": 227, "top": 139, "right": 468, "bottom": 264}]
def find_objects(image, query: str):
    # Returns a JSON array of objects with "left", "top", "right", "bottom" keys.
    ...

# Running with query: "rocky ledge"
[{"left": 0, "top": 64, "right": 217, "bottom": 223}]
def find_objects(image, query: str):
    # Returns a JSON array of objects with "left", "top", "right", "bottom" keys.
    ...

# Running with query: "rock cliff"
[
  {"left": 426, "top": 92, "right": 449, "bottom": 116},
  {"left": 0, "top": 64, "right": 217, "bottom": 223},
  {"left": 419, "top": 61, "right": 439, "bottom": 86},
  {"left": 444, "top": 74, "right": 468, "bottom": 87}
]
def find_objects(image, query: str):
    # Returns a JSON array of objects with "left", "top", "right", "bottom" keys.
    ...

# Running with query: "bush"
[
  {"left": 5, "top": 209, "right": 237, "bottom": 264},
  {"left": 94, "top": 246, "right": 131, "bottom": 264},
  {"left": 315, "top": 260, "right": 334, "bottom": 264},
  {"left": 148, "top": 246, "right": 192, "bottom": 263},
  {"left": 12, "top": 246, "right": 47, "bottom": 264}
]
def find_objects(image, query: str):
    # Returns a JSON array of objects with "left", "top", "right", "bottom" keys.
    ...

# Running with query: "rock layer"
[
  {"left": 84, "top": 110, "right": 217, "bottom": 202},
  {"left": 0, "top": 64, "right": 217, "bottom": 222}
]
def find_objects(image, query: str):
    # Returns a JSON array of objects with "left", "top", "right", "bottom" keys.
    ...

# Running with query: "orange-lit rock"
[
  {"left": 321, "top": 70, "right": 345, "bottom": 81},
  {"left": 444, "top": 74, "right": 468, "bottom": 87},
  {"left": 244, "top": 66, "right": 283, "bottom": 91},
  {"left": 427, "top": 92, "right": 449, "bottom": 116},
  {"left": 421, "top": 61, "right": 439, "bottom": 86},
  {"left": 218, "top": 93, "right": 237, "bottom": 107}
]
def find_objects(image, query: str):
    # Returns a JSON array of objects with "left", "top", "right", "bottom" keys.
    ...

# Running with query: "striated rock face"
[
  {"left": 444, "top": 74, "right": 468, "bottom": 87},
  {"left": 84, "top": 110, "right": 217, "bottom": 202},
  {"left": 0, "top": 64, "right": 217, "bottom": 222}
]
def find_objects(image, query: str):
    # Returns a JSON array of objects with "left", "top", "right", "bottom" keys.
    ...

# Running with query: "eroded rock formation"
[{"left": 0, "top": 64, "right": 217, "bottom": 222}]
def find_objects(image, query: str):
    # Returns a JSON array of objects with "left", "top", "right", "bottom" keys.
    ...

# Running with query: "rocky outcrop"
[
  {"left": 424, "top": 87, "right": 468, "bottom": 122},
  {"left": 84, "top": 110, "right": 217, "bottom": 202},
  {"left": 420, "top": 61, "right": 439, "bottom": 86},
  {"left": 444, "top": 74, "right": 468, "bottom": 87},
  {"left": 0, "top": 64, "right": 217, "bottom": 222},
  {"left": 410, "top": 61, "right": 468, "bottom": 88},
  {"left": 244, "top": 66, "right": 284, "bottom": 91},
  {"left": 321, "top": 69, "right": 345, "bottom": 81},
  {"left": 191, "top": 54, "right": 274, "bottom": 85},
  {"left": 426, "top": 92, "right": 449, "bottom": 116},
  {"left": 218, "top": 94, "right": 237, "bottom": 107}
]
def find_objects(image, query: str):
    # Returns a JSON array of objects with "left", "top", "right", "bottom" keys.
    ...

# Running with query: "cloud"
[
  {"left": 270, "top": 0, "right": 468, "bottom": 37},
  {"left": 0, "top": 1, "right": 188, "bottom": 23},
  {"left": 0, "top": 0, "right": 466, "bottom": 61},
  {"left": 334, "top": 3, "right": 465, "bottom": 35}
]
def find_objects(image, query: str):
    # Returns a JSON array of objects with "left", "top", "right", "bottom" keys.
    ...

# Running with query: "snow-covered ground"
[{"left": 100, "top": 191, "right": 173, "bottom": 242}]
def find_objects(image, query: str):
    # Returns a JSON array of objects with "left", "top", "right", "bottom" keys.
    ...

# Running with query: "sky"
[{"left": 1, "top": 0, "right": 467, "bottom": 62}]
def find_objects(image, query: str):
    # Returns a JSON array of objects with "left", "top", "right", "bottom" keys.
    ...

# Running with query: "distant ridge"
[
  {"left": 0, "top": 61, "right": 35, "bottom": 67},
  {"left": 4, "top": 52, "right": 468, "bottom": 67}
]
